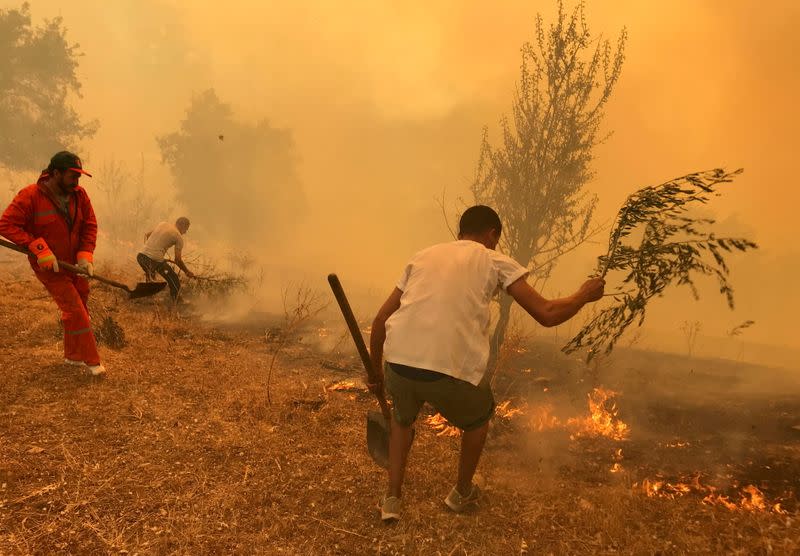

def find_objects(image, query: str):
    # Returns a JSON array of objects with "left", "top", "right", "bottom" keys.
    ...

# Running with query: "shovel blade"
[
  {"left": 366, "top": 410, "right": 417, "bottom": 468},
  {"left": 367, "top": 410, "right": 390, "bottom": 469},
  {"left": 128, "top": 281, "right": 168, "bottom": 299}
]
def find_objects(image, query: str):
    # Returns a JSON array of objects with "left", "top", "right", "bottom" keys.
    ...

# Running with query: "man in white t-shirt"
[
  {"left": 369, "top": 205, "right": 605, "bottom": 522},
  {"left": 136, "top": 217, "right": 195, "bottom": 301}
]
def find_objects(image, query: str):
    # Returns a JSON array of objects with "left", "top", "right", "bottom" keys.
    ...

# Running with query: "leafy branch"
[{"left": 563, "top": 168, "right": 758, "bottom": 361}]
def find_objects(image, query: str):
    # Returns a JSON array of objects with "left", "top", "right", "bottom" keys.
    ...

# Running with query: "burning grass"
[
  {"left": 639, "top": 476, "right": 787, "bottom": 514},
  {"left": 487, "top": 387, "right": 630, "bottom": 441},
  {"left": 423, "top": 413, "right": 460, "bottom": 438}
]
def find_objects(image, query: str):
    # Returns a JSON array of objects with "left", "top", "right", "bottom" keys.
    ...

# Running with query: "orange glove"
[
  {"left": 28, "top": 238, "right": 59, "bottom": 272},
  {"left": 76, "top": 251, "right": 94, "bottom": 276}
]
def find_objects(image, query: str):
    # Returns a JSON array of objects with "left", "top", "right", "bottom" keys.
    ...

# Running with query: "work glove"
[
  {"left": 28, "top": 238, "right": 59, "bottom": 272},
  {"left": 76, "top": 251, "right": 94, "bottom": 276}
]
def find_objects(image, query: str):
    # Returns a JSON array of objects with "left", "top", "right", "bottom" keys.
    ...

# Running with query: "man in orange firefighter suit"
[{"left": 0, "top": 151, "right": 106, "bottom": 376}]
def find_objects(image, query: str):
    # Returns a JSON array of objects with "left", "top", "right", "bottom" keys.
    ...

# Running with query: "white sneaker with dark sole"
[
  {"left": 378, "top": 496, "right": 401, "bottom": 522},
  {"left": 444, "top": 485, "right": 480, "bottom": 513},
  {"left": 87, "top": 364, "right": 106, "bottom": 376}
]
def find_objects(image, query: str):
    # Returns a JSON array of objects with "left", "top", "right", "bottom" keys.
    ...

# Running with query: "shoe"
[
  {"left": 87, "top": 364, "right": 106, "bottom": 376},
  {"left": 64, "top": 359, "right": 85, "bottom": 366},
  {"left": 378, "top": 496, "right": 401, "bottom": 522},
  {"left": 444, "top": 485, "right": 480, "bottom": 513}
]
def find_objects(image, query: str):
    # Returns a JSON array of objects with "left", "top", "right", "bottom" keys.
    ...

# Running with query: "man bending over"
[
  {"left": 137, "top": 217, "right": 195, "bottom": 301},
  {"left": 370, "top": 205, "right": 605, "bottom": 522}
]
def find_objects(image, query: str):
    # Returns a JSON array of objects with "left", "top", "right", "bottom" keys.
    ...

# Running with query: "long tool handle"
[
  {"left": 0, "top": 237, "right": 132, "bottom": 293},
  {"left": 327, "top": 273, "right": 392, "bottom": 421}
]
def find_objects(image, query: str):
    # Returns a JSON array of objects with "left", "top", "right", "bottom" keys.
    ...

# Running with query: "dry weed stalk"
[
  {"left": 680, "top": 320, "right": 702, "bottom": 359},
  {"left": 265, "top": 284, "right": 328, "bottom": 404},
  {"left": 564, "top": 168, "right": 758, "bottom": 360}
]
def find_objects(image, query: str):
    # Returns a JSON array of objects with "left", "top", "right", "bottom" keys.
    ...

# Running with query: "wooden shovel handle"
[
  {"left": 0, "top": 238, "right": 132, "bottom": 292},
  {"left": 327, "top": 273, "right": 392, "bottom": 421}
]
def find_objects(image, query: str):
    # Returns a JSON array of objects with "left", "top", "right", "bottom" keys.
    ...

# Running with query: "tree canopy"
[
  {"left": 158, "top": 89, "right": 305, "bottom": 244},
  {"left": 472, "top": 1, "right": 626, "bottom": 363},
  {"left": 0, "top": 3, "right": 97, "bottom": 172}
]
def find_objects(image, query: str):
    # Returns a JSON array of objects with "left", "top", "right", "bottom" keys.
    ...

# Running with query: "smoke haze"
[{"left": 7, "top": 0, "right": 799, "bottom": 360}]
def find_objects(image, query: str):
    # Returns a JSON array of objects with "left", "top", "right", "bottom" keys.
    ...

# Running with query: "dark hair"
[
  {"left": 47, "top": 151, "right": 80, "bottom": 172},
  {"left": 458, "top": 205, "right": 502, "bottom": 236}
]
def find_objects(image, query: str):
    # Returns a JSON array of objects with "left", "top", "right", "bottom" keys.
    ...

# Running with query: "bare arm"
[
  {"left": 507, "top": 277, "right": 604, "bottom": 328},
  {"left": 173, "top": 245, "right": 194, "bottom": 278},
  {"left": 369, "top": 287, "right": 403, "bottom": 377}
]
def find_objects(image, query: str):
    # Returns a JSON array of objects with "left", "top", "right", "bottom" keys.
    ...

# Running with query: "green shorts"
[{"left": 384, "top": 362, "right": 495, "bottom": 432}]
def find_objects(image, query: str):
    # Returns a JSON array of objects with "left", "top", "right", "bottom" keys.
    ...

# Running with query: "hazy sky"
[{"left": 13, "top": 0, "right": 800, "bottom": 350}]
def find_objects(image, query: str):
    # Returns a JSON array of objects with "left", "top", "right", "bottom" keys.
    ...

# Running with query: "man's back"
[
  {"left": 384, "top": 240, "right": 527, "bottom": 386},
  {"left": 140, "top": 221, "right": 182, "bottom": 261}
]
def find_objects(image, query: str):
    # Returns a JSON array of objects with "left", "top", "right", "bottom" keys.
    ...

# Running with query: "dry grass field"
[{"left": 0, "top": 259, "right": 798, "bottom": 555}]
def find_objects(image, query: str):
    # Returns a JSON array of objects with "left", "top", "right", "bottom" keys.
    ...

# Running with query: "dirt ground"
[{"left": 0, "top": 261, "right": 798, "bottom": 555}]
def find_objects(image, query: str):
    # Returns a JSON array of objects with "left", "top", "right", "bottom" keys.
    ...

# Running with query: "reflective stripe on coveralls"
[
  {"left": 0, "top": 173, "right": 101, "bottom": 366},
  {"left": 36, "top": 265, "right": 100, "bottom": 366}
]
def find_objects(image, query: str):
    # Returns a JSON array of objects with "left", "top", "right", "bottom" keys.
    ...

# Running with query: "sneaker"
[
  {"left": 444, "top": 485, "right": 480, "bottom": 513},
  {"left": 87, "top": 364, "right": 106, "bottom": 376},
  {"left": 378, "top": 496, "right": 401, "bottom": 522},
  {"left": 64, "top": 359, "right": 85, "bottom": 366}
]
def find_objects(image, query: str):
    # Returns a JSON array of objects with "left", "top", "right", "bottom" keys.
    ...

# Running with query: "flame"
[
  {"left": 491, "top": 392, "right": 787, "bottom": 514},
  {"left": 421, "top": 388, "right": 627, "bottom": 441},
  {"left": 740, "top": 485, "right": 767, "bottom": 512},
  {"left": 567, "top": 388, "right": 629, "bottom": 441},
  {"left": 702, "top": 493, "right": 739, "bottom": 511},
  {"left": 662, "top": 441, "right": 691, "bottom": 448},
  {"left": 425, "top": 413, "right": 460, "bottom": 437},
  {"left": 327, "top": 380, "right": 363, "bottom": 392},
  {"left": 639, "top": 476, "right": 786, "bottom": 514},
  {"left": 496, "top": 400, "right": 525, "bottom": 419},
  {"left": 498, "top": 387, "right": 628, "bottom": 441},
  {"left": 528, "top": 404, "right": 562, "bottom": 431}
]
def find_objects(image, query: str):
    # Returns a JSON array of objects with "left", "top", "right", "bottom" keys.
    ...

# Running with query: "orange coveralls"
[{"left": 0, "top": 174, "right": 100, "bottom": 365}]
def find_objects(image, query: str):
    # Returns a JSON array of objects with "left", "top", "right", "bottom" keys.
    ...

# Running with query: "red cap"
[{"left": 48, "top": 151, "right": 92, "bottom": 178}]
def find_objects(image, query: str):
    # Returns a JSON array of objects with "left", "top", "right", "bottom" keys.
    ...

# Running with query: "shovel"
[
  {"left": 327, "top": 273, "right": 392, "bottom": 468},
  {"left": 0, "top": 238, "right": 167, "bottom": 299}
]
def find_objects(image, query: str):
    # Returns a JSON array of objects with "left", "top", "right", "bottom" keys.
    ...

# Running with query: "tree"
[
  {"left": 471, "top": 1, "right": 626, "bottom": 367},
  {"left": 0, "top": 3, "right": 97, "bottom": 172},
  {"left": 157, "top": 89, "right": 305, "bottom": 245}
]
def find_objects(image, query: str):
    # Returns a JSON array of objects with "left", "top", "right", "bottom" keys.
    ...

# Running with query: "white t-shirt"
[
  {"left": 139, "top": 221, "right": 184, "bottom": 261},
  {"left": 384, "top": 240, "right": 529, "bottom": 386}
]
